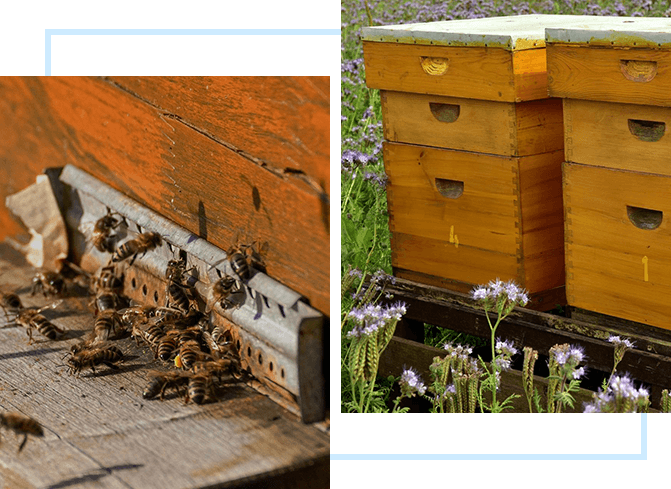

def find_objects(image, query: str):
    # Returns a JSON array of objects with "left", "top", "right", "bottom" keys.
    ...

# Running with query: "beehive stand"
[
  {"left": 381, "top": 276, "right": 671, "bottom": 410},
  {"left": 0, "top": 168, "right": 328, "bottom": 488}
]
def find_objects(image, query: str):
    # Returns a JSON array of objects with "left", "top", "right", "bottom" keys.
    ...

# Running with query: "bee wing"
[
  {"left": 35, "top": 300, "right": 63, "bottom": 314},
  {"left": 146, "top": 369, "right": 166, "bottom": 379}
]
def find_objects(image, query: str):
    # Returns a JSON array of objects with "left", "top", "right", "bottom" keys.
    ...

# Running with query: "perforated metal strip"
[{"left": 59, "top": 164, "right": 325, "bottom": 423}]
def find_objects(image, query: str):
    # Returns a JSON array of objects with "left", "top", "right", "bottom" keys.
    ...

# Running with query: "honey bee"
[
  {"left": 227, "top": 242, "right": 266, "bottom": 281},
  {"left": 0, "top": 291, "right": 22, "bottom": 318},
  {"left": 93, "top": 310, "right": 124, "bottom": 342},
  {"left": 85, "top": 210, "right": 123, "bottom": 253},
  {"left": 93, "top": 291, "right": 125, "bottom": 315},
  {"left": 207, "top": 275, "right": 242, "bottom": 312},
  {"left": 6, "top": 301, "right": 64, "bottom": 344},
  {"left": 176, "top": 339, "right": 207, "bottom": 370},
  {"left": 111, "top": 232, "right": 161, "bottom": 265},
  {"left": 186, "top": 372, "right": 214, "bottom": 405},
  {"left": 119, "top": 305, "right": 155, "bottom": 327},
  {"left": 142, "top": 370, "right": 191, "bottom": 400},
  {"left": 163, "top": 259, "right": 197, "bottom": 312},
  {"left": 156, "top": 330, "right": 179, "bottom": 362},
  {"left": 66, "top": 344, "right": 123, "bottom": 376},
  {"left": 31, "top": 271, "right": 65, "bottom": 297},
  {"left": 0, "top": 412, "right": 44, "bottom": 453},
  {"left": 93, "top": 265, "right": 124, "bottom": 294},
  {"left": 210, "top": 325, "right": 230, "bottom": 345},
  {"left": 191, "top": 358, "right": 235, "bottom": 383}
]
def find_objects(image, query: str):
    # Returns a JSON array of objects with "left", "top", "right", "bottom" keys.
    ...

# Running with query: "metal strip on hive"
[{"left": 58, "top": 164, "right": 324, "bottom": 423}]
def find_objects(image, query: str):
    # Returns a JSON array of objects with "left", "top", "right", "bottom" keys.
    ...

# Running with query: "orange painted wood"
[
  {"left": 564, "top": 98, "right": 671, "bottom": 175},
  {"left": 382, "top": 91, "right": 562, "bottom": 156},
  {"left": 0, "top": 77, "right": 329, "bottom": 315},
  {"left": 548, "top": 44, "right": 671, "bottom": 106},
  {"left": 364, "top": 41, "right": 550, "bottom": 102},
  {"left": 384, "top": 142, "right": 564, "bottom": 294},
  {"left": 564, "top": 162, "right": 671, "bottom": 329},
  {"left": 106, "top": 76, "right": 330, "bottom": 192}
]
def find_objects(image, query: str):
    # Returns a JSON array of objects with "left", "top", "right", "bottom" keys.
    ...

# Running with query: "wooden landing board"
[{"left": 0, "top": 246, "right": 329, "bottom": 489}]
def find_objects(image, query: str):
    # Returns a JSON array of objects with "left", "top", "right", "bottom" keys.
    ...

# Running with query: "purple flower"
[
  {"left": 470, "top": 279, "right": 529, "bottom": 307},
  {"left": 399, "top": 367, "right": 426, "bottom": 396},
  {"left": 608, "top": 335, "right": 635, "bottom": 349},
  {"left": 495, "top": 338, "right": 518, "bottom": 357},
  {"left": 553, "top": 345, "right": 585, "bottom": 367},
  {"left": 346, "top": 301, "right": 408, "bottom": 338}
]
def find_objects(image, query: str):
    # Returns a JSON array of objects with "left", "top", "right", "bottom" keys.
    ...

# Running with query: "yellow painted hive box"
[
  {"left": 385, "top": 142, "right": 565, "bottom": 305},
  {"left": 547, "top": 18, "right": 671, "bottom": 327},
  {"left": 362, "top": 15, "right": 594, "bottom": 306},
  {"left": 564, "top": 162, "right": 671, "bottom": 329},
  {"left": 381, "top": 91, "right": 563, "bottom": 157},
  {"left": 547, "top": 17, "right": 671, "bottom": 106}
]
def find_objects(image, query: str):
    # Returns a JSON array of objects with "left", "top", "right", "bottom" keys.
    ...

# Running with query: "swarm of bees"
[{"left": 2, "top": 210, "right": 265, "bottom": 412}]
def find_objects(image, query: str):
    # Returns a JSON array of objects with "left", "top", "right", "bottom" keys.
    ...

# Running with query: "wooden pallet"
[{"left": 380, "top": 276, "right": 671, "bottom": 411}]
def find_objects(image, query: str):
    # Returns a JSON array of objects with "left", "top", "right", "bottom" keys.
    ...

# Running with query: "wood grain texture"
[
  {"left": 564, "top": 98, "right": 671, "bottom": 175},
  {"left": 548, "top": 44, "right": 671, "bottom": 106},
  {"left": 363, "top": 41, "right": 517, "bottom": 101},
  {"left": 385, "top": 142, "right": 564, "bottom": 294},
  {"left": 364, "top": 42, "right": 552, "bottom": 101},
  {"left": 0, "top": 77, "right": 328, "bottom": 315},
  {"left": 382, "top": 92, "right": 562, "bottom": 156},
  {"left": 564, "top": 162, "right": 671, "bottom": 329},
  {"left": 0, "top": 249, "right": 329, "bottom": 489}
]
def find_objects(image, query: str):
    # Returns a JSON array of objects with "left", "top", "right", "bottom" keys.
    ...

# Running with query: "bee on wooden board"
[
  {"left": 4, "top": 300, "right": 64, "bottom": 344},
  {"left": 111, "top": 231, "right": 161, "bottom": 265},
  {"left": 93, "top": 310, "right": 124, "bottom": 342},
  {"left": 0, "top": 412, "right": 44, "bottom": 453},
  {"left": 66, "top": 343, "right": 123, "bottom": 377},
  {"left": 0, "top": 290, "right": 22, "bottom": 319},
  {"left": 191, "top": 358, "right": 235, "bottom": 383},
  {"left": 93, "top": 265, "right": 124, "bottom": 294},
  {"left": 81, "top": 210, "right": 124, "bottom": 253},
  {"left": 142, "top": 370, "right": 191, "bottom": 400},
  {"left": 31, "top": 270, "right": 66, "bottom": 297},
  {"left": 156, "top": 330, "right": 180, "bottom": 362},
  {"left": 186, "top": 372, "right": 215, "bottom": 405},
  {"left": 92, "top": 290, "right": 126, "bottom": 316}
]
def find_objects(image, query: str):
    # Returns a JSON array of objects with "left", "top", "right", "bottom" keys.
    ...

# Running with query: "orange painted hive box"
[
  {"left": 362, "top": 15, "right": 587, "bottom": 307},
  {"left": 547, "top": 18, "right": 671, "bottom": 328}
]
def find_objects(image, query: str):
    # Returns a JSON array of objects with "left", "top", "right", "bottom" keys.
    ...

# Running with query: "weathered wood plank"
[
  {"left": 105, "top": 77, "right": 330, "bottom": 193},
  {"left": 0, "top": 77, "right": 329, "bottom": 315},
  {"left": 0, "top": 247, "right": 328, "bottom": 488}
]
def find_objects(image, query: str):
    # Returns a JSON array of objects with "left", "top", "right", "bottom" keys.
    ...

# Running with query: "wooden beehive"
[
  {"left": 363, "top": 15, "right": 591, "bottom": 307},
  {"left": 547, "top": 18, "right": 671, "bottom": 328},
  {"left": 0, "top": 77, "right": 330, "bottom": 487}
]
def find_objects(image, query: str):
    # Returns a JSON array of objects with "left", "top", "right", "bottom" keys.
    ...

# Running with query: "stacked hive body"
[
  {"left": 363, "top": 15, "right": 588, "bottom": 308},
  {"left": 547, "top": 17, "right": 671, "bottom": 329}
]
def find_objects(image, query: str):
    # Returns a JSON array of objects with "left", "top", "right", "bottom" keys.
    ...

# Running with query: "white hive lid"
[
  {"left": 361, "top": 14, "right": 617, "bottom": 51},
  {"left": 545, "top": 16, "right": 671, "bottom": 48}
]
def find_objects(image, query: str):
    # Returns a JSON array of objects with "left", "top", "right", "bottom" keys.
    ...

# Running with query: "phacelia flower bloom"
[
  {"left": 553, "top": 344, "right": 585, "bottom": 367},
  {"left": 399, "top": 367, "right": 426, "bottom": 397},
  {"left": 495, "top": 338, "right": 518, "bottom": 357},
  {"left": 608, "top": 335, "right": 635, "bottom": 349},
  {"left": 346, "top": 302, "right": 407, "bottom": 338},
  {"left": 470, "top": 279, "right": 529, "bottom": 308}
]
